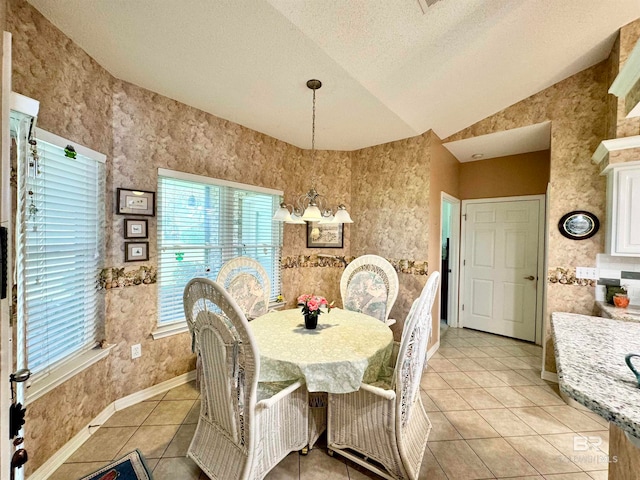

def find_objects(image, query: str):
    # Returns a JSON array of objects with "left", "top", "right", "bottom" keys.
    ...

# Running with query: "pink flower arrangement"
[{"left": 298, "top": 294, "right": 334, "bottom": 317}]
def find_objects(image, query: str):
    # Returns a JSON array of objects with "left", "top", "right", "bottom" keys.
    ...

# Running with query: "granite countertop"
[
  {"left": 551, "top": 312, "right": 640, "bottom": 439},
  {"left": 595, "top": 301, "right": 640, "bottom": 322}
]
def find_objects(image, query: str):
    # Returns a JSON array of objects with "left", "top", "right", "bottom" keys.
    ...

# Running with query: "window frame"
[
  {"left": 14, "top": 127, "right": 107, "bottom": 402},
  {"left": 155, "top": 168, "right": 283, "bottom": 332}
]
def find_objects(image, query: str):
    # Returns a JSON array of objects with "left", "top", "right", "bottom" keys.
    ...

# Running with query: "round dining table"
[{"left": 249, "top": 307, "right": 393, "bottom": 394}]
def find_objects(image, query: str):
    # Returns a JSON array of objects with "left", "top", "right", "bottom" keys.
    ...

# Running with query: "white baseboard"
[
  {"left": 541, "top": 370, "right": 558, "bottom": 383},
  {"left": 28, "top": 370, "right": 196, "bottom": 480},
  {"left": 114, "top": 370, "right": 196, "bottom": 410},
  {"left": 427, "top": 340, "right": 440, "bottom": 360}
]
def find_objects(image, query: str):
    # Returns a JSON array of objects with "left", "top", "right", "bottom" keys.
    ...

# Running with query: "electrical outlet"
[
  {"left": 576, "top": 267, "right": 599, "bottom": 280},
  {"left": 131, "top": 344, "right": 142, "bottom": 359}
]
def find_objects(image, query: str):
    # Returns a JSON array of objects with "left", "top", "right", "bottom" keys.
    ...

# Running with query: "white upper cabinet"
[{"left": 606, "top": 163, "right": 640, "bottom": 256}]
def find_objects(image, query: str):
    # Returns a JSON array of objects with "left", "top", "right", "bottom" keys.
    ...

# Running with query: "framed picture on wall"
[
  {"left": 307, "top": 222, "right": 344, "bottom": 248},
  {"left": 117, "top": 188, "right": 155, "bottom": 216},
  {"left": 125, "top": 241, "right": 149, "bottom": 262},
  {"left": 124, "top": 219, "right": 148, "bottom": 239}
]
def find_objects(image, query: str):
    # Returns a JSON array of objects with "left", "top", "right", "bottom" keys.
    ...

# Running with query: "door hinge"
[
  {"left": 462, "top": 304, "right": 465, "bottom": 311},
  {"left": 463, "top": 213, "right": 467, "bottom": 220},
  {"left": 463, "top": 259, "right": 466, "bottom": 266}
]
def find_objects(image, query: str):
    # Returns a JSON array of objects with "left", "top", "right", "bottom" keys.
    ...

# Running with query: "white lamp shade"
[
  {"left": 302, "top": 204, "right": 322, "bottom": 221},
  {"left": 319, "top": 214, "right": 335, "bottom": 224},
  {"left": 286, "top": 212, "right": 306, "bottom": 224},
  {"left": 333, "top": 207, "right": 353, "bottom": 224},
  {"left": 273, "top": 205, "right": 292, "bottom": 222}
]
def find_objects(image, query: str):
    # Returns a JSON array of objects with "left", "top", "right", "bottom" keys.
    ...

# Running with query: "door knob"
[{"left": 524, "top": 275, "right": 535, "bottom": 281}]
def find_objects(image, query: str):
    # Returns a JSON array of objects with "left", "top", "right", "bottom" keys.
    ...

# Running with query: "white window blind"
[
  {"left": 15, "top": 128, "right": 106, "bottom": 377},
  {"left": 157, "top": 169, "right": 283, "bottom": 325}
]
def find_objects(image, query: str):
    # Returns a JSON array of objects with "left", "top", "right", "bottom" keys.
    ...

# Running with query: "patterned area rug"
[{"left": 78, "top": 449, "right": 153, "bottom": 480}]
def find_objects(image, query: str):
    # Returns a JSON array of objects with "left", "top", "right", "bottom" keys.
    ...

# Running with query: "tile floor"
[{"left": 50, "top": 326, "right": 612, "bottom": 479}]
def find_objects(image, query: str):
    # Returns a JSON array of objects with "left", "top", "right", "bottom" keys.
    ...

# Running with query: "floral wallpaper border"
[
  {"left": 281, "top": 255, "right": 429, "bottom": 276},
  {"left": 100, "top": 266, "right": 157, "bottom": 289},
  {"left": 100, "top": 264, "right": 593, "bottom": 290},
  {"left": 547, "top": 267, "right": 596, "bottom": 287},
  {"left": 98, "top": 256, "right": 432, "bottom": 290}
]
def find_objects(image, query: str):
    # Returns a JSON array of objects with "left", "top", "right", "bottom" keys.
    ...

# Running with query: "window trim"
[
  {"left": 37, "top": 128, "right": 106, "bottom": 164},
  {"left": 150, "top": 300, "right": 287, "bottom": 340},
  {"left": 25, "top": 345, "right": 114, "bottom": 405},
  {"left": 157, "top": 168, "right": 283, "bottom": 196}
]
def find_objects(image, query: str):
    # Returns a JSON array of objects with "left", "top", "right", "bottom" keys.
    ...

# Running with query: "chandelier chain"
[{"left": 311, "top": 86, "right": 317, "bottom": 189}]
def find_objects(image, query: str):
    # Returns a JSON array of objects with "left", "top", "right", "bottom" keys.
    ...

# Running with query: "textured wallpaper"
[
  {"left": 445, "top": 62, "right": 609, "bottom": 373},
  {"left": 350, "top": 132, "right": 431, "bottom": 338}
]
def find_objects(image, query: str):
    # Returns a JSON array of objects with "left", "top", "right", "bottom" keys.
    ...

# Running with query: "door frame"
[
  {"left": 438, "top": 193, "right": 461, "bottom": 330},
  {"left": 1, "top": 31, "right": 12, "bottom": 480},
  {"left": 459, "top": 194, "right": 546, "bottom": 344}
]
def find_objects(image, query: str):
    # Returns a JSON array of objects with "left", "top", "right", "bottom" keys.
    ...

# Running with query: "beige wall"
[{"left": 459, "top": 150, "right": 550, "bottom": 200}]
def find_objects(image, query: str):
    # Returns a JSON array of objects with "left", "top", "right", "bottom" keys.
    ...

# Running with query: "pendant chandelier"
[{"left": 273, "top": 79, "right": 353, "bottom": 225}]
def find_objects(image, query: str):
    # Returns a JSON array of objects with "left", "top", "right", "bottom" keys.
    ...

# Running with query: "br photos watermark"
[{"left": 559, "top": 435, "right": 617, "bottom": 466}]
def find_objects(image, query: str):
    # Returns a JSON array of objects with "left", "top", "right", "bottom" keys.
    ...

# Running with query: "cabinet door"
[{"left": 614, "top": 168, "right": 640, "bottom": 255}]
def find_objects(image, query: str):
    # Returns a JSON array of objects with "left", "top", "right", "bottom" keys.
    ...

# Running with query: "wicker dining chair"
[
  {"left": 327, "top": 271, "right": 440, "bottom": 480},
  {"left": 217, "top": 256, "right": 271, "bottom": 320},
  {"left": 184, "top": 278, "right": 308, "bottom": 480},
  {"left": 340, "top": 254, "right": 399, "bottom": 326}
]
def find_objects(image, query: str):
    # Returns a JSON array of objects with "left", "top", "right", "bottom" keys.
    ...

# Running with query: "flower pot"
[
  {"left": 304, "top": 313, "right": 318, "bottom": 330},
  {"left": 613, "top": 293, "right": 630, "bottom": 308}
]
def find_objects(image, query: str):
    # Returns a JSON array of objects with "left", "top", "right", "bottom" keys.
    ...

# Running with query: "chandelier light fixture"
[{"left": 273, "top": 79, "right": 353, "bottom": 225}]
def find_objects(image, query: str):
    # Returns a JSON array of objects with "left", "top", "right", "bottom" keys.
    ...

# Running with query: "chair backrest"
[
  {"left": 340, "top": 254, "right": 399, "bottom": 322},
  {"left": 394, "top": 271, "right": 440, "bottom": 430},
  {"left": 183, "top": 278, "right": 259, "bottom": 450},
  {"left": 217, "top": 256, "right": 271, "bottom": 319}
]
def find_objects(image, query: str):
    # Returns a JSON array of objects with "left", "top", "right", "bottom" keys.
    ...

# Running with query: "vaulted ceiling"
[{"left": 26, "top": 0, "right": 640, "bottom": 151}]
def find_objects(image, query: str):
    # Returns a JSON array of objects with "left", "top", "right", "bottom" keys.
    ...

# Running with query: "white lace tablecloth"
[{"left": 249, "top": 308, "right": 393, "bottom": 393}]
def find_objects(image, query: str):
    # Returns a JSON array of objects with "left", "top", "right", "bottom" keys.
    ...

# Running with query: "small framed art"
[
  {"left": 125, "top": 241, "right": 149, "bottom": 262},
  {"left": 124, "top": 219, "right": 148, "bottom": 239},
  {"left": 307, "top": 222, "right": 344, "bottom": 248},
  {"left": 117, "top": 188, "right": 155, "bottom": 216}
]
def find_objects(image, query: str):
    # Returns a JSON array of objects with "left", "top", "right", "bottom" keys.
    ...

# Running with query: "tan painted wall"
[
  {"left": 427, "top": 132, "right": 460, "bottom": 346},
  {"left": 459, "top": 150, "right": 550, "bottom": 200}
]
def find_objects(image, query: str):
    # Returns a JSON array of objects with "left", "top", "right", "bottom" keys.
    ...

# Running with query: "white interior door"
[
  {"left": 461, "top": 197, "right": 542, "bottom": 342},
  {"left": 440, "top": 193, "right": 460, "bottom": 329}
]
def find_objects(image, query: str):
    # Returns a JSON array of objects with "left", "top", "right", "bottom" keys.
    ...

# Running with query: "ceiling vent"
[{"left": 417, "top": 0, "right": 443, "bottom": 14}]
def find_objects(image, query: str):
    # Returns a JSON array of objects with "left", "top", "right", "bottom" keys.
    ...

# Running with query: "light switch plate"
[{"left": 576, "top": 267, "right": 599, "bottom": 280}]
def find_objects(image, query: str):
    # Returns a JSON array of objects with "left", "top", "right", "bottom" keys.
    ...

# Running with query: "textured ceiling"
[{"left": 25, "top": 0, "right": 640, "bottom": 151}]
